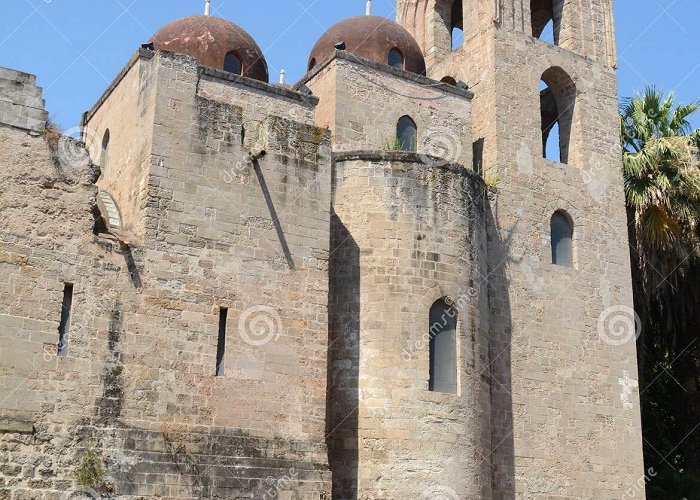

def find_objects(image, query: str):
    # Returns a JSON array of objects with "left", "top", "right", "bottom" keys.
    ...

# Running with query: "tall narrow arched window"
[
  {"left": 540, "top": 67, "right": 576, "bottom": 164},
  {"left": 101, "top": 129, "right": 110, "bottom": 174},
  {"left": 434, "top": 0, "right": 463, "bottom": 55},
  {"left": 396, "top": 115, "right": 417, "bottom": 152},
  {"left": 450, "top": 1, "right": 464, "bottom": 50},
  {"left": 429, "top": 299, "right": 457, "bottom": 394},
  {"left": 531, "top": 0, "right": 562, "bottom": 45},
  {"left": 551, "top": 211, "right": 573, "bottom": 267},
  {"left": 388, "top": 48, "right": 404, "bottom": 69},
  {"left": 224, "top": 51, "right": 242, "bottom": 75}
]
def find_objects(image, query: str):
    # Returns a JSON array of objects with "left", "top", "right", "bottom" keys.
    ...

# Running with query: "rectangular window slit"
[
  {"left": 57, "top": 283, "right": 73, "bottom": 357},
  {"left": 472, "top": 138, "right": 484, "bottom": 175},
  {"left": 216, "top": 307, "right": 228, "bottom": 376}
]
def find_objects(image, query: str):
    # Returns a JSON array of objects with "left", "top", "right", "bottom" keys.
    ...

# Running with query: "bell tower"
[{"left": 398, "top": 0, "right": 645, "bottom": 498}]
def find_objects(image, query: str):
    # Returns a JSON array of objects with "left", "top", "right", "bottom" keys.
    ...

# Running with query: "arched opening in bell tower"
[
  {"left": 450, "top": 0, "right": 463, "bottom": 51},
  {"left": 435, "top": 0, "right": 464, "bottom": 52},
  {"left": 531, "top": 0, "right": 563, "bottom": 45},
  {"left": 540, "top": 67, "right": 576, "bottom": 164}
]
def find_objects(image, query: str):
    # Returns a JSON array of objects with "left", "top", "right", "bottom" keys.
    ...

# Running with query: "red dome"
[
  {"left": 308, "top": 16, "right": 426, "bottom": 75},
  {"left": 151, "top": 15, "right": 269, "bottom": 82}
]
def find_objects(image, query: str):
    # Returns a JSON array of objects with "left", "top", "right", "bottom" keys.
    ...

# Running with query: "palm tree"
[
  {"left": 621, "top": 87, "right": 700, "bottom": 266},
  {"left": 621, "top": 87, "right": 700, "bottom": 497}
]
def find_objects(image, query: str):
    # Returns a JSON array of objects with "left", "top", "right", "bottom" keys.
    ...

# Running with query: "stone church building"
[{"left": 0, "top": 0, "right": 644, "bottom": 498}]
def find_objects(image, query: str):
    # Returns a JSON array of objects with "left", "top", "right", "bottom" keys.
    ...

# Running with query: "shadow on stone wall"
[
  {"left": 253, "top": 158, "right": 295, "bottom": 269},
  {"left": 96, "top": 303, "right": 125, "bottom": 424},
  {"left": 326, "top": 211, "right": 360, "bottom": 499},
  {"left": 485, "top": 195, "right": 516, "bottom": 499}
]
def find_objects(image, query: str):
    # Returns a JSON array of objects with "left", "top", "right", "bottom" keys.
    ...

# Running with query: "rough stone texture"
[
  {"left": 1, "top": 51, "right": 332, "bottom": 498},
  {"left": 399, "top": 0, "right": 644, "bottom": 498},
  {"left": 0, "top": 1, "right": 644, "bottom": 497},
  {"left": 302, "top": 52, "right": 473, "bottom": 168},
  {"left": 328, "top": 152, "right": 492, "bottom": 499},
  {"left": 0, "top": 67, "right": 48, "bottom": 134},
  {"left": 83, "top": 50, "right": 157, "bottom": 241}
]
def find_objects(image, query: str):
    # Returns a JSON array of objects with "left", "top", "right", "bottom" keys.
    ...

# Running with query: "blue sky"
[{"left": 0, "top": 0, "right": 698, "bottom": 130}]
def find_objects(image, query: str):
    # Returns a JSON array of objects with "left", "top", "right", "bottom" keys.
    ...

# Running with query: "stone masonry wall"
[
  {"left": 398, "top": 0, "right": 617, "bottom": 70},
  {"left": 302, "top": 53, "right": 473, "bottom": 170},
  {"left": 1, "top": 51, "right": 334, "bottom": 498},
  {"left": 126, "top": 51, "right": 333, "bottom": 496},
  {"left": 83, "top": 50, "right": 158, "bottom": 242},
  {"left": 482, "top": 25, "right": 643, "bottom": 500},
  {"left": 399, "top": 1, "right": 644, "bottom": 497},
  {"left": 0, "top": 67, "right": 48, "bottom": 134},
  {"left": 329, "top": 152, "right": 492, "bottom": 499},
  {"left": 0, "top": 94, "right": 141, "bottom": 498}
]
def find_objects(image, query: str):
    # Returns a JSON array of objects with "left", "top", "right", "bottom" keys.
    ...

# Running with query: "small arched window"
[
  {"left": 388, "top": 48, "right": 404, "bottom": 69},
  {"left": 396, "top": 115, "right": 417, "bottom": 152},
  {"left": 429, "top": 299, "right": 457, "bottom": 394},
  {"left": 224, "top": 52, "right": 242, "bottom": 75},
  {"left": 308, "top": 58, "right": 317, "bottom": 72},
  {"left": 101, "top": 129, "right": 110, "bottom": 174},
  {"left": 551, "top": 211, "right": 573, "bottom": 267},
  {"left": 440, "top": 76, "right": 457, "bottom": 85}
]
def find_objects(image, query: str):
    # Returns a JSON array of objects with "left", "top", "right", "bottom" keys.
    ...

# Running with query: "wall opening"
[
  {"left": 551, "top": 211, "right": 573, "bottom": 267},
  {"left": 472, "top": 138, "right": 484, "bottom": 175},
  {"left": 57, "top": 283, "right": 74, "bottom": 356},
  {"left": 388, "top": 48, "right": 404, "bottom": 69},
  {"left": 451, "top": 27, "right": 464, "bottom": 51},
  {"left": 435, "top": 0, "right": 464, "bottom": 55},
  {"left": 441, "top": 76, "right": 457, "bottom": 85},
  {"left": 450, "top": 0, "right": 464, "bottom": 50},
  {"left": 224, "top": 52, "right": 242, "bottom": 75},
  {"left": 215, "top": 307, "right": 228, "bottom": 376},
  {"left": 429, "top": 299, "right": 457, "bottom": 394},
  {"left": 308, "top": 58, "right": 317, "bottom": 72},
  {"left": 540, "top": 67, "right": 576, "bottom": 164},
  {"left": 531, "top": 0, "right": 562, "bottom": 44},
  {"left": 101, "top": 129, "right": 110, "bottom": 175},
  {"left": 396, "top": 115, "right": 417, "bottom": 152}
]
